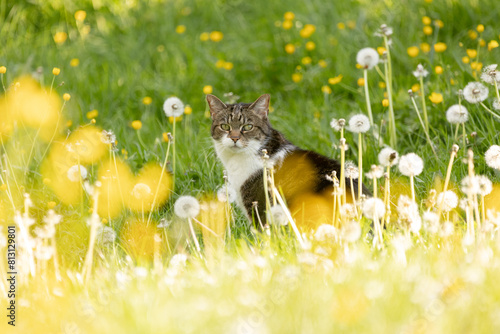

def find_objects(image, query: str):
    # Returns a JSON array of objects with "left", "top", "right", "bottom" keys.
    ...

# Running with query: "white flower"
[
  {"left": 398, "top": 153, "right": 423, "bottom": 176},
  {"left": 375, "top": 24, "right": 393, "bottom": 38},
  {"left": 174, "top": 196, "right": 200, "bottom": 218},
  {"left": 131, "top": 183, "right": 152, "bottom": 200},
  {"left": 378, "top": 147, "right": 399, "bottom": 167},
  {"left": 157, "top": 218, "right": 172, "bottom": 228},
  {"left": 216, "top": 185, "right": 237, "bottom": 203},
  {"left": 476, "top": 175, "right": 493, "bottom": 196},
  {"left": 341, "top": 221, "right": 362, "bottom": 242},
  {"left": 463, "top": 82, "right": 489, "bottom": 103},
  {"left": 340, "top": 203, "right": 357, "bottom": 219},
  {"left": 493, "top": 100, "right": 500, "bottom": 111},
  {"left": 344, "top": 161, "right": 359, "bottom": 179},
  {"left": 356, "top": 48, "right": 379, "bottom": 70},
  {"left": 96, "top": 226, "right": 116, "bottom": 245},
  {"left": 366, "top": 165, "right": 384, "bottom": 179},
  {"left": 169, "top": 253, "right": 188, "bottom": 268},
  {"left": 348, "top": 114, "right": 370, "bottom": 133},
  {"left": 363, "top": 198, "right": 386, "bottom": 220},
  {"left": 480, "top": 64, "right": 500, "bottom": 85},
  {"left": 101, "top": 130, "right": 116, "bottom": 144},
  {"left": 413, "top": 64, "right": 429, "bottom": 78},
  {"left": 485, "top": 145, "right": 500, "bottom": 170},
  {"left": 314, "top": 224, "right": 337, "bottom": 242},
  {"left": 423, "top": 211, "right": 439, "bottom": 234},
  {"left": 67, "top": 165, "right": 87, "bottom": 182},
  {"left": 446, "top": 104, "right": 469, "bottom": 124},
  {"left": 461, "top": 176, "right": 480, "bottom": 195},
  {"left": 163, "top": 97, "right": 185, "bottom": 117},
  {"left": 330, "top": 118, "right": 345, "bottom": 131},
  {"left": 43, "top": 210, "right": 62, "bottom": 225},
  {"left": 270, "top": 205, "right": 288, "bottom": 226},
  {"left": 437, "top": 191, "right": 458, "bottom": 212}
]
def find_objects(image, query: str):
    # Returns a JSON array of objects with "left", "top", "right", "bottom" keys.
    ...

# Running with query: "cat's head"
[{"left": 207, "top": 94, "right": 271, "bottom": 152}]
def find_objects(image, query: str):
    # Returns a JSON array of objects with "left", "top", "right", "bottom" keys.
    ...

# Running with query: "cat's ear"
[
  {"left": 249, "top": 94, "right": 270, "bottom": 119},
  {"left": 206, "top": 94, "right": 227, "bottom": 118}
]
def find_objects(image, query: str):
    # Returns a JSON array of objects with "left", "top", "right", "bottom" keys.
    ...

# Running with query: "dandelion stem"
[
  {"left": 270, "top": 185, "right": 305, "bottom": 249},
  {"left": 82, "top": 189, "right": 100, "bottom": 284},
  {"left": 410, "top": 175, "right": 415, "bottom": 203},
  {"left": 436, "top": 145, "right": 458, "bottom": 220},
  {"left": 409, "top": 95, "right": 438, "bottom": 159},
  {"left": 383, "top": 46, "right": 397, "bottom": 148},
  {"left": 146, "top": 138, "right": 172, "bottom": 225},
  {"left": 454, "top": 124, "right": 460, "bottom": 143},
  {"left": 494, "top": 80, "right": 500, "bottom": 104},
  {"left": 358, "top": 133, "right": 363, "bottom": 201},
  {"left": 363, "top": 69, "right": 374, "bottom": 125},
  {"left": 172, "top": 118, "right": 177, "bottom": 191},
  {"left": 187, "top": 217, "right": 201, "bottom": 252},
  {"left": 419, "top": 76, "right": 429, "bottom": 133},
  {"left": 340, "top": 136, "right": 347, "bottom": 206},
  {"left": 480, "top": 102, "right": 500, "bottom": 119}
]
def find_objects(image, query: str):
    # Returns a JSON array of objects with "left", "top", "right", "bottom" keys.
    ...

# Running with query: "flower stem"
[
  {"left": 382, "top": 42, "right": 397, "bottom": 148},
  {"left": 358, "top": 132, "right": 363, "bottom": 201},
  {"left": 409, "top": 95, "right": 438, "bottom": 160},
  {"left": 419, "top": 76, "right": 429, "bottom": 133},
  {"left": 172, "top": 119, "right": 177, "bottom": 191},
  {"left": 363, "top": 69, "right": 374, "bottom": 125},
  {"left": 436, "top": 146, "right": 458, "bottom": 220},
  {"left": 480, "top": 102, "right": 500, "bottom": 119}
]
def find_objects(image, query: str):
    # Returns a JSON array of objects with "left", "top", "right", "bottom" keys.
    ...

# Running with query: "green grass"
[{"left": 1, "top": 0, "right": 500, "bottom": 332}]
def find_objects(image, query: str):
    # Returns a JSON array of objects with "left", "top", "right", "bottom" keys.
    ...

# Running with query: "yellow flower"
[
  {"left": 435, "top": 66, "right": 443, "bottom": 74},
  {"left": 284, "top": 12, "right": 295, "bottom": 20},
  {"left": 53, "top": 32, "right": 67, "bottom": 44},
  {"left": 428, "top": 92, "right": 443, "bottom": 104},
  {"left": 296, "top": 65, "right": 302, "bottom": 71},
  {"left": 200, "top": 32, "right": 209, "bottom": 41},
  {"left": 450, "top": 78, "right": 456, "bottom": 85},
  {"left": 313, "top": 111, "right": 321, "bottom": 119},
  {"left": 52, "top": 67, "right": 61, "bottom": 76},
  {"left": 301, "top": 57, "right": 312, "bottom": 65},
  {"left": 285, "top": 43, "right": 295, "bottom": 54},
  {"left": 74, "top": 10, "right": 86, "bottom": 21},
  {"left": 70, "top": 58, "right": 79, "bottom": 67},
  {"left": 466, "top": 49, "right": 477, "bottom": 58},
  {"left": 321, "top": 85, "right": 332, "bottom": 94},
  {"left": 66, "top": 120, "right": 72, "bottom": 127},
  {"left": 328, "top": 74, "right": 343, "bottom": 85},
  {"left": 215, "top": 59, "right": 225, "bottom": 68},
  {"left": 422, "top": 16, "right": 431, "bottom": 25},
  {"left": 203, "top": 85, "right": 213, "bottom": 94},
  {"left": 423, "top": 26, "right": 433, "bottom": 35},
  {"left": 142, "top": 96, "right": 152, "bottom": 105},
  {"left": 434, "top": 42, "right": 447, "bottom": 52},
  {"left": 435, "top": 19, "right": 444, "bottom": 28},
  {"left": 176, "top": 25, "right": 186, "bottom": 34},
  {"left": 305, "top": 41, "right": 316, "bottom": 51},
  {"left": 300, "top": 24, "right": 316, "bottom": 38},
  {"left": 477, "top": 24, "right": 485, "bottom": 33},
  {"left": 346, "top": 20, "right": 356, "bottom": 29},
  {"left": 479, "top": 39, "right": 485, "bottom": 47},
  {"left": 355, "top": 63, "right": 363, "bottom": 69},
  {"left": 420, "top": 43, "right": 431, "bottom": 53},
  {"left": 169, "top": 116, "right": 182, "bottom": 123},
  {"left": 468, "top": 30, "right": 478, "bottom": 40},
  {"left": 131, "top": 120, "right": 142, "bottom": 130},
  {"left": 411, "top": 83, "right": 420, "bottom": 92},
  {"left": 337, "top": 22, "right": 345, "bottom": 30},
  {"left": 462, "top": 56, "right": 470, "bottom": 64},
  {"left": 282, "top": 20, "right": 293, "bottom": 30},
  {"left": 377, "top": 46, "right": 386, "bottom": 55},
  {"left": 162, "top": 132, "right": 170, "bottom": 142},
  {"left": 471, "top": 62, "right": 483, "bottom": 71},
  {"left": 0, "top": 66, "right": 6, "bottom": 74},
  {"left": 357, "top": 78, "right": 365, "bottom": 86},
  {"left": 407, "top": 46, "right": 419, "bottom": 57},
  {"left": 184, "top": 105, "right": 192, "bottom": 115},
  {"left": 292, "top": 73, "right": 302, "bottom": 83},
  {"left": 86, "top": 109, "right": 98, "bottom": 119},
  {"left": 378, "top": 81, "right": 386, "bottom": 89},
  {"left": 488, "top": 40, "right": 499, "bottom": 51},
  {"left": 209, "top": 31, "right": 224, "bottom": 42},
  {"left": 382, "top": 99, "right": 389, "bottom": 107},
  {"left": 223, "top": 62, "right": 233, "bottom": 70},
  {"left": 47, "top": 201, "right": 56, "bottom": 209},
  {"left": 63, "top": 93, "right": 71, "bottom": 101},
  {"left": 318, "top": 60, "right": 327, "bottom": 68}
]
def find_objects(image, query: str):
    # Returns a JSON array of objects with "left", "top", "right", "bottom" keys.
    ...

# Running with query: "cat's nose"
[{"left": 230, "top": 137, "right": 239, "bottom": 143}]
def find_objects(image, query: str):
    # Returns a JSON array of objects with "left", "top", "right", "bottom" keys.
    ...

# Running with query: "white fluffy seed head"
[
  {"left": 314, "top": 224, "right": 337, "bottom": 242},
  {"left": 446, "top": 104, "right": 469, "bottom": 124},
  {"left": 460, "top": 176, "right": 480, "bottom": 195},
  {"left": 163, "top": 97, "right": 185, "bottom": 117},
  {"left": 341, "top": 220, "right": 362, "bottom": 243},
  {"left": 67, "top": 165, "right": 87, "bottom": 182},
  {"left": 270, "top": 205, "right": 288, "bottom": 226},
  {"left": 344, "top": 161, "right": 359, "bottom": 179},
  {"left": 348, "top": 114, "right": 371, "bottom": 133},
  {"left": 480, "top": 64, "right": 500, "bottom": 85},
  {"left": 356, "top": 48, "right": 380, "bottom": 70},
  {"left": 398, "top": 153, "right": 424, "bottom": 176},
  {"left": 216, "top": 185, "right": 237, "bottom": 203},
  {"left": 174, "top": 196, "right": 200, "bottom": 218},
  {"left": 363, "top": 198, "right": 386, "bottom": 220},
  {"left": 476, "top": 175, "right": 493, "bottom": 196},
  {"left": 340, "top": 203, "right": 357, "bottom": 220},
  {"left": 493, "top": 100, "right": 500, "bottom": 111},
  {"left": 131, "top": 183, "right": 152, "bottom": 200},
  {"left": 463, "top": 81, "right": 489, "bottom": 103},
  {"left": 413, "top": 64, "right": 429, "bottom": 78},
  {"left": 437, "top": 191, "right": 459, "bottom": 212},
  {"left": 330, "top": 118, "right": 343, "bottom": 131},
  {"left": 366, "top": 165, "right": 384, "bottom": 179},
  {"left": 378, "top": 147, "right": 399, "bottom": 167},
  {"left": 485, "top": 145, "right": 500, "bottom": 170}
]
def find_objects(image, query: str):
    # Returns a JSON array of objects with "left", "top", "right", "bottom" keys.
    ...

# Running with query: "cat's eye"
[
  {"left": 242, "top": 124, "right": 253, "bottom": 131},
  {"left": 220, "top": 124, "right": 230, "bottom": 131}
]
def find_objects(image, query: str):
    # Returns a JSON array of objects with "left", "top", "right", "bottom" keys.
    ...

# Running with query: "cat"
[{"left": 207, "top": 93, "right": 367, "bottom": 229}]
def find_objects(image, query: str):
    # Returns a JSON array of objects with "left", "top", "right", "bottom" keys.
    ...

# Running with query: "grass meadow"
[{"left": 2, "top": 0, "right": 500, "bottom": 332}]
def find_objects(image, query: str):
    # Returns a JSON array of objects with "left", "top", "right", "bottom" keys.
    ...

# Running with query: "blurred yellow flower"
[
  {"left": 488, "top": 40, "right": 499, "bottom": 51},
  {"left": 450, "top": 78, "right": 456, "bottom": 85},
  {"left": 318, "top": 59, "right": 327, "bottom": 68},
  {"left": 355, "top": 63, "right": 363, "bottom": 69},
  {"left": 0, "top": 66, "right": 6, "bottom": 74},
  {"left": 66, "top": 120, "right": 72, "bottom": 127},
  {"left": 223, "top": 62, "right": 233, "bottom": 70},
  {"left": 292, "top": 73, "right": 302, "bottom": 83},
  {"left": 378, "top": 81, "right": 386, "bottom": 88},
  {"left": 411, "top": 83, "right": 420, "bottom": 92},
  {"left": 131, "top": 120, "right": 142, "bottom": 130},
  {"left": 98, "top": 158, "right": 134, "bottom": 218},
  {"left": 328, "top": 74, "right": 343, "bottom": 85},
  {"left": 70, "top": 58, "right": 80, "bottom": 67},
  {"left": 47, "top": 201, "right": 56, "bottom": 209},
  {"left": 169, "top": 116, "right": 183, "bottom": 123},
  {"left": 301, "top": 57, "right": 312, "bottom": 65},
  {"left": 479, "top": 39, "right": 485, "bottom": 47},
  {"left": 466, "top": 49, "right": 477, "bottom": 58},
  {"left": 210, "top": 31, "right": 224, "bottom": 42},
  {"left": 321, "top": 85, "right": 332, "bottom": 94},
  {"left": 435, "top": 66, "right": 443, "bottom": 74},
  {"left": 282, "top": 20, "right": 293, "bottom": 30},
  {"left": 420, "top": 43, "right": 431, "bottom": 53},
  {"left": 435, "top": 19, "right": 444, "bottom": 28},
  {"left": 176, "top": 25, "right": 186, "bottom": 34},
  {"left": 381, "top": 99, "right": 389, "bottom": 107},
  {"left": 200, "top": 32, "right": 209, "bottom": 41},
  {"left": 468, "top": 30, "right": 478, "bottom": 39},
  {"left": 428, "top": 92, "right": 443, "bottom": 104},
  {"left": 285, "top": 43, "right": 295, "bottom": 54},
  {"left": 305, "top": 41, "right": 316, "bottom": 51},
  {"left": 407, "top": 46, "right": 419, "bottom": 57},
  {"left": 347, "top": 20, "right": 356, "bottom": 29},
  {"left": 423, "top": 25, "right": 433, "bottom": 35},
  {"left": 357, "top": 78, "right": 365, "bottom": 86},
  {"left": 462, "top": 56, "right": 470, "bottom": 64},
  {"left": 422, "top": 16, "right": 431, "bottom": 25},
  {"left": 215, "top": 60, "right": 225, "bottom": 68},
  {"left": 337, "top": 22, "right": 345, "bottom": 30},
  {"left": 203, "top": 85, "right": 213, "bottom": 94},
  {"left": 284, "top": 12, "right": 295, "bottom": 20},
  {"left": 142, "top": 96, "right": 152, "bottom": 105},
  {"left": 434, "top": 42, "right": 447, "bottom": 52},
  {"left": 300, "top": 24, "right": 316, "bottom": 38},
  {"left": 471, "top": 62, "right": 483, "bottom": 71},
  {"left": 87, "top": 109, "right": 98, "bottom": 119},
  {"left": 377, "top": 46, "right": 386, "bottom": 55},
  {"left": 63, "top": 93, "right": 71, "bottom": 101},
  {"left": 184, "top": 105, "right": 192, "bottom": 114},
  {"left": 162, "top": 132, "right": 170, "bottom": 142},
  {"left": 74, "top": 10, "right": 86, "bottom": 22},
  {"left": 53, "top": 32, "right": 67, "bottom": 44},
  {"left": 52, "top": 67, "right": 61, "bottom": 76},
  {"left": 477, "top": 24, "right": 485, "bottom": 33}
]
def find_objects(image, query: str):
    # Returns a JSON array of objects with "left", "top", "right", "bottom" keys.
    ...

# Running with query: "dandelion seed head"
[
  {"left": 96, "top": 226, "right": 116, "bottom": 246},
  {"left": 348, "top": 114, "right": 370, "bottom": 133},
  {"left": 493, "top": 100, "right": 500, "bottom": 111},
  {"left": 413, "top": 64, "right": 429, "bottom": 78},
  {"left": 463, "top": 81, "right": 489, "bottom": 103},
  {"left": 363, "top": 197, "right": 386, "bottom": 220},
  {"left": 437, "top": 191, "right": 459, "bottom": 212},
  {"left": 270, "top": 205, "right": 288, "bottom": 226},
  {"left": 340, "top": 203, "right": 357, "bottom": 220},
  {"left": 356, "top": 48, "right": 379, "bottom": 70},
  {"left": 366, "top": 165, "right": 384, "bottom": 179},
  {"left": 216, "top": 185, "right": 237, "bottom": 203},
  {"left": 485, "top": 145, "right": 500, "bottom": 170},
  {"left": 174, "top": 195, "right": 200, "bottom": 218},
  {"left": 344, "top": 161, "right": 359, "bottom": 179},
  {"left": 461, "top": 176, "right": 480, "bottom": 195},
  {"left": 378, "top": 147, "right": 399, "bottom": 167},
  {"left": 398, "top": 153, "right": 424, "bottom": 176},
  {"left": 314, "top": 224, "right": 337, "bottom": 242},
  {"left": 423, "top": 211, "right": 440, "bottom": 234},
  {"left": 341, "top": 220, "right": 362, "bottom": 242},
  {"left": 476, "top": 175, "right": 493, "bottom": 196},
  {"left": 446, "top": 104, "right": 469, "bottom": 124},
  {"left": 67, "top": 165, "right": 87, "bottom": 182},
  {"left": 480, "top": 64, "right": 500, "bottom": 85},
  {"left": 35, "top": 245, "right": 54, "bottom": 261},
  {"left": 163, "top": 97, "right": 185, "bottom": 117},
  {"left": 131, "top": 183, "right": 152, "bottom": 200},
  {"left": 330, "top": 118, "right": 342, "bottom": 131},
  {"left": 101, "top": 130, "right": 116, "bottom": 144},
  {"left": 43, "top": 210, "right": 62, "bottom": 225},
  {"left": 157, "top": 218, "right": 172, "bottom": 228}
]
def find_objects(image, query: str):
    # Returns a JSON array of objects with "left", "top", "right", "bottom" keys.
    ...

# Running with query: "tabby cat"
[{"left": 207, "top": 94, "right": 366, "bottom": 229}]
